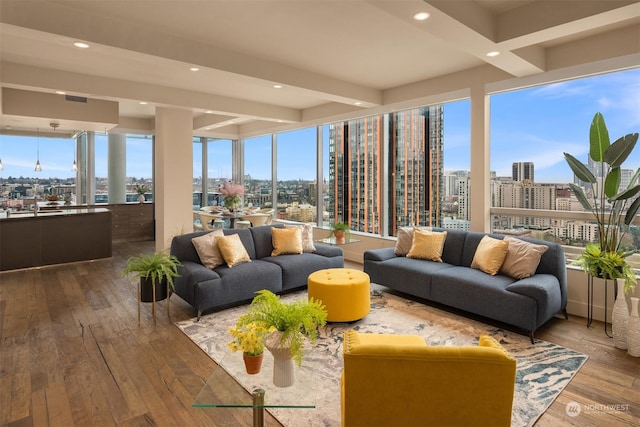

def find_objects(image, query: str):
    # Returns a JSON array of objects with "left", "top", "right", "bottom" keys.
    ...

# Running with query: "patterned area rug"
[{"left": 176, "top": 290, "right": 587, "bottom": 427}]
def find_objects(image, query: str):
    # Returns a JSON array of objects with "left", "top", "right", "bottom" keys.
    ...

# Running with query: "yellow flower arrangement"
[{"left": 227, "top": 322, "right": 274, "bottom": 356}]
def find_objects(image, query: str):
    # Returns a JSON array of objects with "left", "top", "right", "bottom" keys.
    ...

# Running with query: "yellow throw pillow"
[
  {"left": 395, "top": 226, "right": 433, "bottom": 256},
  {"left": 272, "top": 227, "right": 303, "bottom": 256},
  {"left": 499, "top": 237, "right": 548, "bottom": 279},
  {"left": 285, "top": 224, "right": 316, "bottom": 252},
  {"left": 216, "top": 233, "right": 251, "bottom": 267},
  {"left": 191, "top": 229, "right": 225, "bottom": 269},
  {"left": 406, "top": 228, "right": 447, "bottom": 262},
  {"left": 471, "top": 236, "right": 509, "bottom": 275}
]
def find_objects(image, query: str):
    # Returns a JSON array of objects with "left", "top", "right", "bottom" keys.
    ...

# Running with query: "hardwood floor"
[{"left": 1, "top": 241, "right": 638, "bottom": 426}]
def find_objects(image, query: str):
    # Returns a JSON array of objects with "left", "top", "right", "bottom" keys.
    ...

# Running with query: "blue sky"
[{"left": 1, "top": 67, "right": 638, "bottom": 183}]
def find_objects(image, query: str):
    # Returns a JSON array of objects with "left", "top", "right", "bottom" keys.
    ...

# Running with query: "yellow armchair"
[{"left": 341, "top": 330, "right": 516, "bottom": 427}]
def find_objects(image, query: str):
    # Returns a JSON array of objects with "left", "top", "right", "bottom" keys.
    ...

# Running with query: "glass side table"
[
  {"left": 316, "top": 237, "right": 360, "bottom": 245},
  {"left": 193, "top": 349, "right": 318, "bottom": 427}
]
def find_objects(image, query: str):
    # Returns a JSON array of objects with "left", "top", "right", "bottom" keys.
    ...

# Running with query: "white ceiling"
[{"left": 1, "top": 0, "right": 639, "bottom": 138}]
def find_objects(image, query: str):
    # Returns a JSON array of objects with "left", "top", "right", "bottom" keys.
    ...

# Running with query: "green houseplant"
[
  {"left": 234, "top": 290, "right": 327, "bottom": 365},
  {"left": 329, "top": 221, "right": 351, "bottom": 244},
  {"left": 123, "top": 251, "right": 182, "bottom": 302},
  {"left": 564, "top": 112, "right": 639, "bottom": 294}
]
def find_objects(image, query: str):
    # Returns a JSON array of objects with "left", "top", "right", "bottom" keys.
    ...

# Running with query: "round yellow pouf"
[{"left": 308, "top": 268, "right": 370, "bottom": 322}]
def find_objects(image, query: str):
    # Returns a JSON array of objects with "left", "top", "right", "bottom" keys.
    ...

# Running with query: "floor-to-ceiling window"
[
  {"left": 489, "top": 67, "right": 640, "bottom": 264},
  {"left": 244, "top": 135, "right": 272, "bottom": 209},
  {"left": 276, "top": 128, "right": 316, "bottom": 223},
  {"left": 206, "top": 138, "right": 232, "bottom": 206}
]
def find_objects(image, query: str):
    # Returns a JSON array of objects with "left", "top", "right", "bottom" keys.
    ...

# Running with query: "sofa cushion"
[
  {"left": 407, "top": 229, "right": 447, "bottom": 262},
  {"left": 286, "top": 224, "right": 316, "bottom": 252},
  {"left": 262, "top": 252, "right": 344, "bottom": 291},
  {"left": 217, "top": 234, "right": 252, "bottom": 267},
  {"left": 500, "top": 237, "right": 549, "bottom": 279},
  {"left": 191, "top": 229, "right": 225, "bottom": 269},
  {"left": 471, "top": 236, "right": 509, "bottom": 275},
  {"left": 272, "top": 227, "right": 303, "bottom": 256}
]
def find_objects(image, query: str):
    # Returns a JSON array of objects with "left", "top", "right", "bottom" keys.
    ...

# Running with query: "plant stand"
[
  {"left": 138, "top": 280, "right": 170, "bottom": 324},
  {"left": 586, "top": 275, "right": 617, "bottom": 337}
]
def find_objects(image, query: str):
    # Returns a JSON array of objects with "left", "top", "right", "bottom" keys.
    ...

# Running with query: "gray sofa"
[
  {"left": 170, "top": 224, "right": 344, "bottom": 319},
  {"left": 364, "top": 229, "right": 567, "bottom": 342}
]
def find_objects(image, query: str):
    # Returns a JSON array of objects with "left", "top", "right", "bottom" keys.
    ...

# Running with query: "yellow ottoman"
[{"left": 308, "top": 268, "right": 370, "bottom": 322}]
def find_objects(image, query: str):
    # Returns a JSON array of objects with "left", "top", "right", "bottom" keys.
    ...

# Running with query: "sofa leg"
[
  {"left": 563, "top": 309, "right": 568, "bottom": 319},
  {"left": 197, "top": 310, "right": 202, "bottom": 321},
  {"left": 529, "top": 331, "right": 535, "bottom": 344}
]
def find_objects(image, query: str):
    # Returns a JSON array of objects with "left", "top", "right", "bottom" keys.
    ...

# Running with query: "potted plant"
[
  {"left": 563, "top": 112, "right": 639, "bottom": 295},
  {"left": 227, "top": 321, "right": 274, "bottom": 374},
  {"left": 135, "top": 184, "right": 150, "bottom": 203},
  {"left": 234, "top": 290, "right": 327, "bottom": 386},
  {"left": 123, "top": 251, "right": 182, "bottom": 302},
  {"left": 329, "top": 221, "right": 351, "bottom": 244}
]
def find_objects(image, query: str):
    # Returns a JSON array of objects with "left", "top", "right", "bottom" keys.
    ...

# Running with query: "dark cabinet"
[{"left": 106, "top": 203, "right": 154, "bottom": 243}]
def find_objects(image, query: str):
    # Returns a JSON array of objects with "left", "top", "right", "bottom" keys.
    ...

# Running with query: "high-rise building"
[
  {"left": 512, "top": 162, "right": 534, "bottom": 183},
  {"left": 328, "top": 105, "right": 444, "bottom": 235}
]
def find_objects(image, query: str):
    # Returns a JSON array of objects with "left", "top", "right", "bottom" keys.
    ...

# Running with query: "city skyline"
[{"left": 0, "top": 68, "right": 638, "bottom": 183}]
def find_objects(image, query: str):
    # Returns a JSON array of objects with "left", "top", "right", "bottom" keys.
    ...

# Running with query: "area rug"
[{"left": 176, "top": 290, "right": 588, "bottom": 427}]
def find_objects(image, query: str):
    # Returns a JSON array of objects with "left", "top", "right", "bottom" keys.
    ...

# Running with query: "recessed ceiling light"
[
  {"left": 413, "top": 12, "right": 430, "bottom": 21},
  {"left": 273, "top": 84, "right": 283, "bottom": 89},
  {"left": 190, "top": 67, "right": 200, "bottom": 72},
  {"left": 355, "top": 102, "right": 363, "bottom": 106},
  {"left": 139, "top": 101, "right": 148, "bottom": 105},
  {"left": 206, "top": 110, "right": 214, "bottom": 114},
  {"left": 73, "top": 42, "right": 90, "bottom": 49},
  {"left": 486, "top": 51, "right": 500, "bottom": 57},
  {"left": 56, "top": 91, "right": 66, "bottom": 95},
  {"left": 205, "top": 127, "right": 211, "bottom": 130}
]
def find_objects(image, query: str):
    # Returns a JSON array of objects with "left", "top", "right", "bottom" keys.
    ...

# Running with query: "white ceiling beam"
[
  {"left": 0, "top": 0, "right": 382, "bottom": 107},
  {"left": 0, "top": 62, "right": 302, "bottom": 123}
]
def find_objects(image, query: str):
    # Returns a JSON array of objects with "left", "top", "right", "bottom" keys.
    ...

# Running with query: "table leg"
[{"left": 252, "top": 388, "right": 265, "bottom": 427}]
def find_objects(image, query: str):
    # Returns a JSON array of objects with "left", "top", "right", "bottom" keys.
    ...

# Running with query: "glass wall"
[
  {"left": 276, "top": 128, "right": 316, "bottom": 223},
  {"left": 206, "top": 138, "right": 232, "bottom": 207},
  {"left": 244, "top": 135, "right": 272, "bottom": 209},
  {"left": 489, "top": 68, "right": 640, "bottom": 258}
]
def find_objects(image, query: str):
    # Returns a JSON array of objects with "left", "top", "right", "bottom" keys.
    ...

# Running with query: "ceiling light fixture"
[
  {"left": 73, "top": 42, "right": 90, "bottom": 49},
  {"left": 273, "top": 84, "right": 283, "bottom": 89},
  {"left": 34, "top": 128, "right": 42, "bottom": 172},
  {"left": 355, "top": 102, "right": 363, "bottom": 106},
  {"left": 190, "top": 67, "right": 200, "bottom": 71},
  {"left": 486, "top": 51, "right": 500, "bottom": 57},
  {"left": 139, "top": 101, "right": 148, "bottom": 105},
  {"left": 56, "top": 91, "right": 66, "bottom": 95},
  {"left": 413, "top": 12, "right": 430, "bottom": 21}
]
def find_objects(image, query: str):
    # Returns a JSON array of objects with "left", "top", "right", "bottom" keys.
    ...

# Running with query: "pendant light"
[{"left": 34, "top": 128, "right": 42, "bottom": 172}]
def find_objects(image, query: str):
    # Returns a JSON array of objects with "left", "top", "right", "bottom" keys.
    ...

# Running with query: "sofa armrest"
[
  {"left": 506, "top": 274, "right": 563, "bottom": 323},
  {"left": 313, "top": 243, "right": 343, "bottom": 258},
  {"left": 363, "top": 248, "right": 396, "bottom": 262},
  {"left": 177, "top": 260, "right": 221, "bottom": 283}
]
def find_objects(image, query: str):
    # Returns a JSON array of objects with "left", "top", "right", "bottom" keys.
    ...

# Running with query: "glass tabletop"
[
  {"left": 193, "top": 348, "right": 318, "bottom": 409},
  {"left": 316, "top": 237, "right": 360, "bottom": 245}
]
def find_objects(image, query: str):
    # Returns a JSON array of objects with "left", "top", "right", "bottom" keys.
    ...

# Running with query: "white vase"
[
  {"left": 264, "top": 331, "right": 296, "bottom": 387},
  {"left": 627, "top": 297, "right": 640, "bottom": 357},
  {"left": 612, "top": 289, "right": 629, "bottom": 350}
]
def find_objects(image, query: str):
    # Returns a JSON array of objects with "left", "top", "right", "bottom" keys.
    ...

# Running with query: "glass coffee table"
[{"left": 193, "top": 349, "right": 318, "bottom": 427}]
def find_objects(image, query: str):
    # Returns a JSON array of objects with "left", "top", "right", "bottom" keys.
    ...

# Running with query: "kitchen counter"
[{"left": 0, "top": 208, "right": 112, "bottom": 271}]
